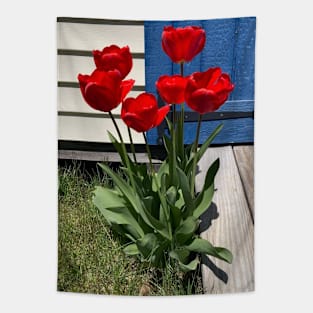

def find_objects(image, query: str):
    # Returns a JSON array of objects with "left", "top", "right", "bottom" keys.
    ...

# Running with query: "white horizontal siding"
[
  {"left": 57, "top": 20, "right": 146, "bottom": 145},
  {"left": 58, "top": 55, "right": 145, "bottom": 85},
  {"left": 58, "top": 115, "right": 145, "bottom": 144},
  {"left": 58, "top": 87, "right": 142, "bottom": 115},
  {"left": 57, "top": 22, "right": 144, "bottom": 53}
]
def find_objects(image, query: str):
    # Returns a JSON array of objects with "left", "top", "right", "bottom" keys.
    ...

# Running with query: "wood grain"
[
  {"left": 58, "top": 150, "right": 161, "bottom": 163},
  {"left": 195, "top": 146, "right": 254, "bottom": 293},
  {"left": 233, "top": 145, "right": 254, "bottom": 219}
]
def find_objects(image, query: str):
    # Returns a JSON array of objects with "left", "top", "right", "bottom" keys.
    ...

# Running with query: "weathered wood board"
[
  {"left": 58, "top": 150, "right": 161, "bottom": 164},
  {"left": 195, "top": 146, "right": 254, "bottom": 293},
  {"left": 233, "top": 145, "right": 254, "bottom": 219}
]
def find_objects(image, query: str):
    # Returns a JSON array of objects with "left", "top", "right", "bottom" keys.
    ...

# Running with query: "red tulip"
[
  {"left": 93, "top": 45, "right": 133, "bottom": 79},
  {"left": 121, "top": 93, "right": 170, "bottom": 132},
  {"left": 162, "top": 26, "right": 206, "bottom": 63},
  {"left": 78, "top": 69, "right": 135, "bottom": 112},
  {"left": 185, "top": 67, "right": 234, "bottom": 114},
  {"left": 156, "top": 75, "right": 188, "bottom": 104}
]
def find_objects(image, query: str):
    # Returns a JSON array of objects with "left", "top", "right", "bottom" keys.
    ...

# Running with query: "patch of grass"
[{"left": 58, "top": 160, "right": 203, "bottom": 296}]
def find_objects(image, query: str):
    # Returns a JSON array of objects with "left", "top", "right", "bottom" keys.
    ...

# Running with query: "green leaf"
[
  {"left": 169, "top": 250, "right": 199, "bottom": 272},
  {"left": 136, "top": 233, "right": 159, "bottom": 260},
  {"left": 93, "top": 186, "right": 125, "bottom": 208},
  {"left": 98, "top": 163, "right": 140, "bottom": 212},
  {"left": 160, "top": 173, "right": 168, "bottom": 194},
  {"left": 169, "top": 249, "right": 190, "bottom": 264},
  {"left": 163, "top": 134, "right": 171, "bottom": 155},
  {"left": 184, "top": 237, "right": 233, "bottom": 264},
  {"left": 166, "top": 186, "right": 177, "bottom": 205},
  {"left": 185, "top": 123, "right": 223, "bottom": 176},
  {"left": 193, "top": 184, "right": 214, "bottom": 219},
  {"left": 93, "top": 186, "right": 144, "bottom": 238},
  {"left": 153, "top": 160, "right": 169, "bottom": 192},
  {"left": 179, "top": 256, "right": 199, "bottom": 272},
  {"left": 193, "top": 158, "right": 219, "bottom": 219},
  {"left": 123, "top": 243, "right": 139, "bottom": 256},
  {"left": 108, "top": 131, "right": 130, "bottom": 167},
  {"left": 98, "top": 163, "right": 170, "bottom": 240},
  {"left": 176, "top": 167, "right": 194, "bottom": 216},
  {"left": 197, "top": 123, "right": 223, "bottom": 164},
  {"left": 170, "top": 205, "right": 182, "bottom": 229},
  {"left": 175, "top": 189, "right": 185, "bottom": 209},
  {"left": 174, "top": 216, "right": 198, "bottom": 245}
]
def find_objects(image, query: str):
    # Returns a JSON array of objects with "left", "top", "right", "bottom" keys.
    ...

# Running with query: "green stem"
[
  {"left": 173, "top": 104, "right": 176, "bottom": 127},
  {"left": 180, "top": 62, "right": 185, "bottom": 163},
  {"left": 191, "top": 114, "right": 203, "bottom": 198},
  {"left": 127, "top": 127, "right": 137, "bottom": 163},
  {"left": 143, "top": 132, "right": 154, "bottom": 175},
  {"left": 143, "top": 132, "right": 172, "bottom": 240},
  {"left": 109, "top": 111, "right": 123, "bottom": 143},
  {"left": 109, "top": 111, "right": 136, "bottom": 189}
]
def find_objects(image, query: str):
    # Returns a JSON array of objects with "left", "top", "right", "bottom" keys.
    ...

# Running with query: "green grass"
[{"left": 57, "top": 161, "right": 203, "bottom": 296}]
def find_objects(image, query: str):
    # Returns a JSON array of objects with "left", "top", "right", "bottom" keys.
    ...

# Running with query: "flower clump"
[{"left": 77, "top": 25, "right": 234, "bottom": 272}]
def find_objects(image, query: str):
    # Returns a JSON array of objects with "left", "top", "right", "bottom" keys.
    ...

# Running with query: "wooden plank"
[
  {"left": 58, "top": 88, "right": 141, "bottom": 115},
  {"left": 57, "top": 22, "right": 144, "bottom": 52},
  {"left": 233, "top": 145, "right": 254, "bottom": 219},
  {"left": 57, "top": 55, "right": 145, "bottom": 85},
  {"left": 58, "top": 150, "right": 161, "bottom": 163},
  {"left": 58, "top": 115, "right": 145, "bottom": 144},
  {"left": 147, "top": 118, "right": 254, "bottom": 145},
  {"left": 195, "top": 146, "right": 254, "bottom": 293}
]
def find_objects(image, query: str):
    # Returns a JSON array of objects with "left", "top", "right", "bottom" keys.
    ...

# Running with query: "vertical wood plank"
[
  {"left": 233, "top": 145, "right": 254, "bottom": 219},
  {"left": 195, "top": 146, "right": 254, "bottom": 293}
]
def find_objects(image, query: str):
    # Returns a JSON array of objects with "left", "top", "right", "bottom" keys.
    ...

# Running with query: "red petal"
[
  {"left": 184, "top": 27, "right": 206, "bottom": 62},
  {"left": 186, "top": 88, "right": 218, "bottom": 114},
  {"left": 156, "top": 75, "right": 187, "bottom": 104},
  {"left": 84, "top": 82, "right": 120, "bottom": 112},
  {"left": 121, "top": 79, "right": 135, "bottom": 101},
  {"left": 154, "top": 105, "right": 170, "bottom": 127},
  {"left": 122, "top": 112, "right": 152, "bottom": 132}
]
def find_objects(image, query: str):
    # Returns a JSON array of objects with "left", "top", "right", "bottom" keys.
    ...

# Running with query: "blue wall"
[{"left": 144, "top": 17, "right": 256, "bottom": 145}]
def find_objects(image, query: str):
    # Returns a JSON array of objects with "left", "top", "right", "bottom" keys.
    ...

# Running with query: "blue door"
[{"left": 144, "top": 17, "right": 256, "bottom": 145}]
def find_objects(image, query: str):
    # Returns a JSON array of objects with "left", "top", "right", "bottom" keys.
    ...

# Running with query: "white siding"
[
  {"left": 58, "top": 115, "right": 145, "bottom": 144},
  {"left": 57, "top": 18, "right": 146, "bottom": 145},
  {"left": 57, "top": 22, "right": 145, "bottom": 53},
  {"left": 58, "top": 88, "right": 142, "bottom": 115},
  {"left": 58, "top": 55, "right": 145, "bottom": 85}
]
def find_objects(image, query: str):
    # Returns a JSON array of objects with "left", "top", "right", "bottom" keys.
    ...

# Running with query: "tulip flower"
[
  {"left": 78, "top": 69, "right": 135, "bottom": 112},
  {"left": 156, "top": 75, "right": 188, "bottom": 104},
  {"left": 93, "top": 45, "right": 133, "bottom": 79},
  {"left": 162, "top": 25, "right": 206, "bottom": 63},
  {"left": 185, "top": 67, "right": 234, "bottom": 114},
  {"left": 121, "top": 93, "right": 170, "bottom": 132}
]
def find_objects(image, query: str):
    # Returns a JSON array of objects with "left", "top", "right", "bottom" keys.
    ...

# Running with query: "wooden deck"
[{"left": 195, "top": 145, "right": 254, "bottom": 294}]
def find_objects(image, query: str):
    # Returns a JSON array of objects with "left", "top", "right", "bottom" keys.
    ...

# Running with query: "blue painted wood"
[
  {"left": 144, "top": 17, "right": 256, "bottom": 145},
  {"left": 147, "top": 118, "right": 254, "bottom": 145}
]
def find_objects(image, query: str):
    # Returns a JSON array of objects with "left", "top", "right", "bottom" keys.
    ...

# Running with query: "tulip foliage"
[{"left": 77, "top": 25, "right": 234, "bottom": 272}]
